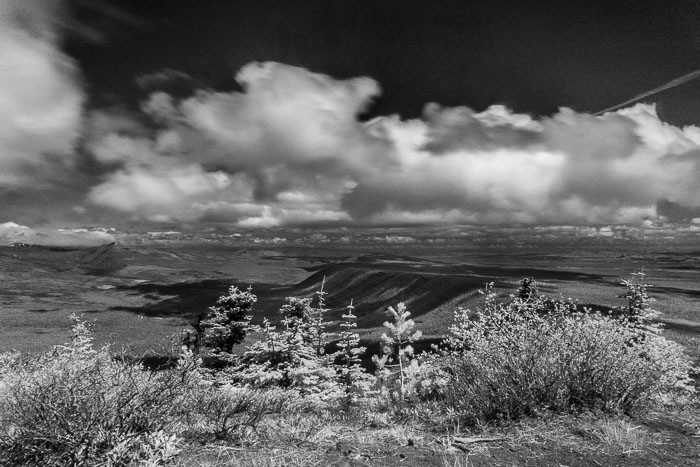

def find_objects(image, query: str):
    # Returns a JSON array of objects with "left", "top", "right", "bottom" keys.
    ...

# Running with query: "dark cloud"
[
  {"left": 135, "top": 68, "right": 208, "bottom": 99},
  {"left": 421, "top": 104, "right": 543, "bottom": 154}
]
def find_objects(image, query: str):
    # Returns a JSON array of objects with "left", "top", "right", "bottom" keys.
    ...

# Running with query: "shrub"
[
  {"left": 193, "top": 386, "right": 291, "bottom": 441},
  {"left": 0, "top": 315, "right": 196, "bottom": 466},
  {"left": 443, "top": 279, "right": 696, "bottom": 424}
]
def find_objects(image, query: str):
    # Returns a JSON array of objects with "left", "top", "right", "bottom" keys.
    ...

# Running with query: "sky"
[{"left": 3, "top": 0, "right": 700, "bottom": 233}]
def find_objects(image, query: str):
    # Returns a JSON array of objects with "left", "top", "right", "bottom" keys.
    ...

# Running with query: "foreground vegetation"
[{"left": 0, "top": 274, "right": 697, "bottom": 466}]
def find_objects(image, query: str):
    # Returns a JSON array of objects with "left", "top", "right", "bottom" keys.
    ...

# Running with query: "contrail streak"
[{"left": 594, "top": 69, "right": 700, "bottom": 116}]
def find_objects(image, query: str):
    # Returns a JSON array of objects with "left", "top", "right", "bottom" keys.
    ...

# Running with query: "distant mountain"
[{"left": 656, "top": 199, "right": 700, "bottom": 222}]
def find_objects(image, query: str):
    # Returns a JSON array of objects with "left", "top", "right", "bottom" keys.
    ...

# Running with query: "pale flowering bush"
[
  {"left": 402, "top": 352, "right": 451, "bottom": 401},
  {"left": 444, "top": 278, "right": 697, "bottom": 424},
  {"left": 0, "top": 315, "right": 199, "bottom": 466}
]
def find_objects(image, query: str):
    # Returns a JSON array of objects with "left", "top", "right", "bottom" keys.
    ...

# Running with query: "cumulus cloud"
[
  {"left": 90, "top": 165, "right": 252, "bottom": 222},
  {"left": 0, "top": 0, "right": 98, "bottom": 229},
  {"left": 3, "top": 0, "right": 700, "bottom": 230},
  {"left": 80, "top": 62, "right": 700, "bottom": 227},
  {"left": 141, "top": 61, "right": 388, "bottom": 173},
  {"left": 0, "top": 0, "right": 83, "bottom": 186},
  {"left": 335, "top": 103, "right": 691, "bottom": 224},
  {"left": 87, "top": 62, "right": 383, "bottom": 226}
]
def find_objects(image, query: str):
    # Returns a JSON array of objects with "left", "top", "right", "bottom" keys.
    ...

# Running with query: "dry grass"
[
  {"left": 173, "top": 406, "right": 693, "bottom": 467},
  {"left": 447, "top": 412, "right": 664, "bottom": 457},
  {"left": 174, "top": 408, "right": 467, "bottom": 466},
  {"left": 174, "top": 446, "right": 327, "bottom": 467},
  {"left": 590, "top": 419, "right": 650, "bottom": 453}
]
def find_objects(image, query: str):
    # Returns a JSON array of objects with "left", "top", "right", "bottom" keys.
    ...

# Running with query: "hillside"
[{"left": 1, "top": 240, "right": 699, "bottom": 361}]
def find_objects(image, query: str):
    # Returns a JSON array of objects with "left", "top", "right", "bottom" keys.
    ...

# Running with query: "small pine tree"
[
  {"left": 618, "top": 271, "right": 662, "bottom": 344},
  {"left": 309, "top": 277, "right": 329, "bottom": 357},
  {"left": 279, "top": 296, "right": 315, "bottom": 344},
  {"left": 336, "top": 300, "right": 365, "bottom": 368},
  {"left": 517, "top": 277, "right": 538, "bottom": 301},
  {"left": 333, "top": 300, "right": 371, "bottom": 400},
  {"left": 619, "top": 271, "right": 660, "bottom": 326},
  {"left": 373, "top": 302, "right": 422, "bottom": 398}
]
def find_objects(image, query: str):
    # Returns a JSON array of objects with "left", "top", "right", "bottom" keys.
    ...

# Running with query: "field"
[{"left": 2, "top": 225, "right": 699, "bottom": 363}]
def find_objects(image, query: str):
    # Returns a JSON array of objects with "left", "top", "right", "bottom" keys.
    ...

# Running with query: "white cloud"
[
  {"left": 85, "top": 61, "right": 700, "bottom": 226},
  {"left": 90, "top": 165, "right": 252, "bottom": 222},
  {"left": 88, "top": 62, "right": 384, "bottom": 225},
  {"left": 0, "top": 0, "right": 83, "bottom": 186},
  {"left": 3, "top": 0, "right": 700, "bottom": 230}
]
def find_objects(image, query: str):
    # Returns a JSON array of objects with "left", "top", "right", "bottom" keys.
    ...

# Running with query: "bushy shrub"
[
  {"left": 443, "top": 279, "right": 696, "bottom": 424},
  {"left": 0, "top": 315, "right": 196, "bottom": 466},
  {"left": 192, "top": 386, "right": 291, "bottom": 441}
]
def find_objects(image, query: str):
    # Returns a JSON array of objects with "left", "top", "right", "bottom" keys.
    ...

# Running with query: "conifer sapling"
[
  {"left": 334, "top": 300, "right": 369, "bottom": 395},
  {"left": 373, "top": 302, "right": 422, "bottom": 397}
]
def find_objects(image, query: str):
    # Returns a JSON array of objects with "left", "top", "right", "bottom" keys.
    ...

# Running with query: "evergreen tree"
[
  {"left": 333, "top": 300, "right": 370, "bottom": 398},
  {"left": 184, "top": 286, "right": 256, "bottom": 358},
  {"left": 373, "top": 302, "right": 422, "bottom": 398},
  {"left": 309, "top": 277, "right": 329, "bottom": 357},
  {"left": 228, "top": 285, "right": 340, "bottom": 398},
  {"left": 517, "top": 277, "right": 538, "bottom": 301},
  {"left": 618, "top": 271, "right": 662, "bottom": 345},
  {"left": 619, "top": 271, "right": 660, "bottom": 326}
]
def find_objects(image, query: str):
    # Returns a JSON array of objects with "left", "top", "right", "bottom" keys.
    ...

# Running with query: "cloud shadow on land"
[{"left": 108, "top": 254, "right": 609, "bottom": 331}]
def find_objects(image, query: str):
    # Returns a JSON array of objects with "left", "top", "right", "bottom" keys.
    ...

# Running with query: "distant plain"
[{"left": 1, "top": 226, "right": 699, "bottom": 367}]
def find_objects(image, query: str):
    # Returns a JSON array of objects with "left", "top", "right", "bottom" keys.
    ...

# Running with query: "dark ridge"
[
  {"left": 111, "top": 279, "right": 233, "bottom": 319},
  {"left": 301, "top": 252, "right": 436, "bottom": 272},
  {"left": 283, "top": 265, "right": 482, "bottom": 328},
  {"left": 0, "top": 242, "right": 126, "bottom": 275},
  {"left": 109, "top": 254, "right": 610, "bottom": 332},
  {"left": 651, "top": 285, "right": 700, "bottom": 299},
  {"left": 11, "top": 243, "right": 80, "bottom": 251},
  {"left": 77, "top": 243, "right": 127, "bottom": 275},
  {"left": 283, "top": 261, "right": 608, "bottom": 327}
]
